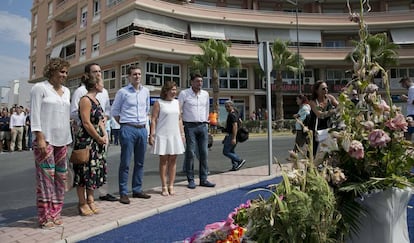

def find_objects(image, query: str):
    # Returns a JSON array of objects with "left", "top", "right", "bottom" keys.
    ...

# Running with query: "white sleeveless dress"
[{"left": 151, "top": 99, "right": 185, "bottom": 155}]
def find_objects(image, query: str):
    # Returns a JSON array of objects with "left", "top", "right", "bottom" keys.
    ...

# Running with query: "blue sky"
[{"left": 0, "top": 0, "right": 32, "bottom": 87}]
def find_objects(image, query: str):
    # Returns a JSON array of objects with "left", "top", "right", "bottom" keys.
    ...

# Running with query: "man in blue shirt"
[{"left": 111, "top": 66, "right": 151, "bottom": 204}]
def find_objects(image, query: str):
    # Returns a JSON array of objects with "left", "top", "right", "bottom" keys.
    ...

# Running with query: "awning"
[
  {"left": 290, "top": 29, "right": 321, "bottom": 43},
  {"left": 50, "top": 43, "right": 63, "bottom": 58},
  {"left": 132, "top": 10, "right": 187, "bottom": 35},
  {"left": 391, "top": 28, "right": 414, "bottom": 44},
  {"left": 257, "top": 28, "right": 289, "bottom": 42},
  {"left": 224, "top": 25, "right": 255, "bottom": 41},
  {"left": 190, "top": 23, "right": 225, "bottom": 40}
]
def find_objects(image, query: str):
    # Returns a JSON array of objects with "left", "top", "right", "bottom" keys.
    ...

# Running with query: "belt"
[
  {"left": 184, "top": 122, "right": 208, "bottom": 125},
  {"left": 14, "top": 126, "right": 24, "bottom": 127},
  {"left": 121, "top": 123, "right": 146, "bottom": 129}
]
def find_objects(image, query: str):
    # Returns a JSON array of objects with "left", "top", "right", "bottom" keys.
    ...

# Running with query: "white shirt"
[
  {"left": 70, "top": 84, "right": 111, "bottom": 123},
  {"left": 30, "top": 81, "right": 72, "bottom": 146},
  {"left": 110, "top": 116, "right": 121, "bottom": 129},
  {"left": 178, "top": 88, "right": 209, "bottom": 123},
  {"left": 9, "top": 112, "right": 26, "bottom": 128}
]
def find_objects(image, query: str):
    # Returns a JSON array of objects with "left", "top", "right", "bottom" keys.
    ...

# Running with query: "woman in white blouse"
[{"left": 30, "top": 58, "right": 72, "bottom": 229}]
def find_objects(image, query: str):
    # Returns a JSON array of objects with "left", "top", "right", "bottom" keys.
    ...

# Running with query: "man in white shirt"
[
  {"left": 178, "top": 73, "right": 215, "bottom": 189},
  {"left": 70, "top": 63, "right": 117, "bottom": 202},
  {"left": 9, "top": 106, "right": 26, "bottom": 152}
]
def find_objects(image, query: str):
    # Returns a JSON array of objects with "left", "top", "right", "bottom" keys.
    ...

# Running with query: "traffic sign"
[{"left": 258, "top": 42, "right": 273, "bottom": 72}]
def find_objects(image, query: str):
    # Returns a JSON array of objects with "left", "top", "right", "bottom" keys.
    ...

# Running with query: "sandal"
[
  {"left": 53, "top": 218, "right": 63, "bottom": 226},
  {"left": 41, "top": 220, "right": 55, "bottom": 229},
  {"left": 168, "top": 186, "right": 175, "bottom": 196},
  {"left": 87, "top": 201, "right": 100, "bottom": 214},
  {"left": 78, "top": 203, "right": 94, "bottom": 216},
  {"left": 161, "top": 186, "right": 169, "bottom": 196}
]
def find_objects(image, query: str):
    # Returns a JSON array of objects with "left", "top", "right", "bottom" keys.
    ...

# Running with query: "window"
[
  {"left": 80, "top": 6, "right": 87, "bottom": 28},
  {"left": 200, "top": 68, "right": 248, "bottom": 89},
  {"left": 121, "top": 62, "right": 139, "bottom": 87},
  {"left": 324, "top": 40, "right": 345, "bottom": 48},
  {"left": 33, "top": 13, "right": 38, "bottom": 29},
  {"left": 48, "top": 2, "right": 53, "bottom": 19},
  {"left": 31, "top": 62, "right": 36, "bottom": 77},
  {"left": 326, "top": 69, "right": 349, "bottom": 85},
  {"left": 103, "top": 69, "right": 116, "bottom": 90},
  {"left": 79, "top": 38, "right": 86, "bottom": 57},
  {"left": 60, "top": 42, "right": 76, "bottom": 60},
  {"left": 91, "top": 33, "right": 99, "bottom": 57},
  {"left": 145, "top": 62, "right": 181, "bottom": 86},
  {"left": 47, "top": 28, "right": 52, "bottom": 46},
  {"left": 93, "top": 0, "right": 101, "bottom": 17},
  {"left": 32, "top": 37, "right": 37, "bottom": 53}
]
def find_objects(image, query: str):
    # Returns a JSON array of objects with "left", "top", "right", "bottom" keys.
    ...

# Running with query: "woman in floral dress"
[{"left": 73, "top": 74, "right": 108, "bottom": 216}]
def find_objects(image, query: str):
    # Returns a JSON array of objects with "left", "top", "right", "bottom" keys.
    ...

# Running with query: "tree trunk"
[
  {"left": 274, "top": 71, "right": 284, "bottom": 129},
  {"left": 212, "top": 69, "right": 220, "bottom": 118}
]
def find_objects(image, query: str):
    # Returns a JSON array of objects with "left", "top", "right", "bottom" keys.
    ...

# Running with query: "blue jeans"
[
  {"left": 118, "top": 125, "right": 147, "bottom": 196},
  {"left": 222, "top": 135, "right": 241, "bottom": 167},
  {"left": 184, "top": 123, "right": 209, "bottom": 182}
]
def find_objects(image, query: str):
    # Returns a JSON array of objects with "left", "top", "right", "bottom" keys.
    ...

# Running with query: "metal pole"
[
  {"left": 295, "top": 0, "right": 301, "bottom": 94},
  {"left": 264, "top": 41, "right": 273, "bottom": 176}
]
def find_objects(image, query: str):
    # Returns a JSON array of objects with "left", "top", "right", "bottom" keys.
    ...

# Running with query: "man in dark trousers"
[{"left": 222, "top": 100, "right": 246, "bottom": 171}]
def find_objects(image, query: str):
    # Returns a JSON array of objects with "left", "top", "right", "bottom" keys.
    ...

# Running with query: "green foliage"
[{"left": 235, "top": 165, "right": 340, "bottom": 243}]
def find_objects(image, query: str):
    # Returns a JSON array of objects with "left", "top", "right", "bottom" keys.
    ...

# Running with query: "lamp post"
[{"left": 286, "top": 0, "right": 301, "bottom": 94}]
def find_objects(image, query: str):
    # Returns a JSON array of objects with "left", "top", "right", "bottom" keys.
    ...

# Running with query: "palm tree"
[
  {"left": 347, "top": 32, "right": 399, "bottom": 81},
  {"left": 272, "top": 39, "right": 305, "bottom": 125},
  {"left": 190, "top": 39, "right": 241, "bottom": 114}
]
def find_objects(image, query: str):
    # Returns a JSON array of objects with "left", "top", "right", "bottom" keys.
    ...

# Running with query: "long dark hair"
[{"left": 311, "top": 80, "right": 325, "bottom": 100}]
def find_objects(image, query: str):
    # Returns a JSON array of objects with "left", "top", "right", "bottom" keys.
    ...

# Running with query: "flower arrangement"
[
  {"left": 184, "top": 0, "right": 414, "bottom": 242},
  {"left": 184, "top": 202, "right": 248, "bottom": 243}
]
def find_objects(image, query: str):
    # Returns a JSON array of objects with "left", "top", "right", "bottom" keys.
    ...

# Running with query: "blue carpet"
[{"left": 82, "top": 177, "right": 414, "bottom": 243}]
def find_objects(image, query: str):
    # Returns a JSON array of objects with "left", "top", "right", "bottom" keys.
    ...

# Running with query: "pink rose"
[
  {"left": 363, "top": 121, "right": 375, "bottom": 131},
  {"left": 385, "top": 113, "right": 408, "bottom": 131},
  {"left": 348, "top": 140, "right": 364, "bottom": 159},
  {"left": 368, "top": 129, "right": 391, "bottom": 148}
]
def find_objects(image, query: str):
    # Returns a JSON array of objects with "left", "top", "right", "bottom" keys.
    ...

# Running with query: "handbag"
[
  {"left": 314, "top": 100, "right": 330, "bottom": 143},
  {"left": 237, "top": 126, "right": 249, "bottom": 143},
  {"left": 316, "top": 128, "right": 329, "bottom": 142},
  {"left": 69, "top": 145, "right": 91, "bottom": 164}
]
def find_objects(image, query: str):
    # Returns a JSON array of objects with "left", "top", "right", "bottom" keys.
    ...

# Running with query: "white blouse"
[{"left": 30, "top": 80, "right": 72, "bottom": 146}]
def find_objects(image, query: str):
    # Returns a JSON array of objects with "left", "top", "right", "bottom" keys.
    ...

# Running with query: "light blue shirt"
[{"left": 111, "top": 84, "right": 150, "bottom": 125}]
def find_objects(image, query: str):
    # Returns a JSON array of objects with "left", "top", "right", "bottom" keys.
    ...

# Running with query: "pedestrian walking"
[{"left": 222, "top": 100, "right": 246, "bottom": 171}]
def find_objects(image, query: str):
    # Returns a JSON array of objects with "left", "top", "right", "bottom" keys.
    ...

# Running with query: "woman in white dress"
[{"left": 149, "top": 81, "right": 185, "bottom": 196}]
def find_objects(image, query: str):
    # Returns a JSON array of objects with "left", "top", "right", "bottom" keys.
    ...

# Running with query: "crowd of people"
[{"left": 0, "top": 105, "right": 32, "bottom": 153}]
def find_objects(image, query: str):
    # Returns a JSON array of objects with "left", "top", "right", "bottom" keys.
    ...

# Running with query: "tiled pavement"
[{"left": 0, "top": 163, "right": 287, "bottom": 243}]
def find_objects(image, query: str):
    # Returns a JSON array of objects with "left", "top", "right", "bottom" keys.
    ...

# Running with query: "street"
[{"left": 0, "top": 134, "right": 294, "bottom": 225}]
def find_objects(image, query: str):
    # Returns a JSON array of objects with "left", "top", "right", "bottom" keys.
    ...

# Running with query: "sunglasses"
[{"left": 321, "top": 87, "right": 328, "bottom": 90}]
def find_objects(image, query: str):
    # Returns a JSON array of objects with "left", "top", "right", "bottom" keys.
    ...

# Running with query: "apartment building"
[{"left": 29, "top": 0, "right": 414, "bottom": 122}]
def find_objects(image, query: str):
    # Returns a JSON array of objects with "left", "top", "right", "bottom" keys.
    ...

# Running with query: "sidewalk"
[{"left": 0, "top": 164, "right": 287, "bottom": 243}]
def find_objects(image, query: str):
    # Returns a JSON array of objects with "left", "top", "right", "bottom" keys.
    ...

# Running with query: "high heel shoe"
[
  {"left": 168, "top": 186, "right": 175, "bottom": 196},
  {"left": 161, "top": 186, "right": 169, "bottom": 196},
  {"left": 78, "top": 203, "right": 94, "bottom": 216},
  {"left": 87, "top": 201, "right": 100, "bottom": 214}
]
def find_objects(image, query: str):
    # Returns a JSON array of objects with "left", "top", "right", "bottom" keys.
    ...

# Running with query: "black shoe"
[
  {"left": 187, "top": 180, "right": 196, "bottom": 189},
  {"left": 200, "top": 180, "right": 216, "bottom": 187},
  {"left": 132, "top": 192, "right": 151, "bottom": 199},
  {"left": 229, "top": 167, "right": 237, "bottom": 171},
  {"left": 99, "top": 194, "right": 118, "bottom": 202},
  {"left": 119, "top": 195, "right": 130, "bottom": 204},
  {"left": 235, "top": 160, "right": 246, "bottom": 170}
]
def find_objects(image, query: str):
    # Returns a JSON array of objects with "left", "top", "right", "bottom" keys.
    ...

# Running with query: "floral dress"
[{"left": 73, "top": 96, "right": 107, "bottom": 189}]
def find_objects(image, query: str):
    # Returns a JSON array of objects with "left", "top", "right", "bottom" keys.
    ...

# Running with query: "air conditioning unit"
[
  {"left": 304, "top": 77, "right": 314, "bottom": 84},
  {"left": 149, "top": 77, "right": 161, "bottom": 85},
  {"left": 261, "top": 76, "right": 274, "bottom": 89}
]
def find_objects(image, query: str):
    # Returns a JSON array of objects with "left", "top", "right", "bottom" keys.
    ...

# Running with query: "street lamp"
[{"left": 286, "top": 0, "right": 301, "bottom": 94}]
